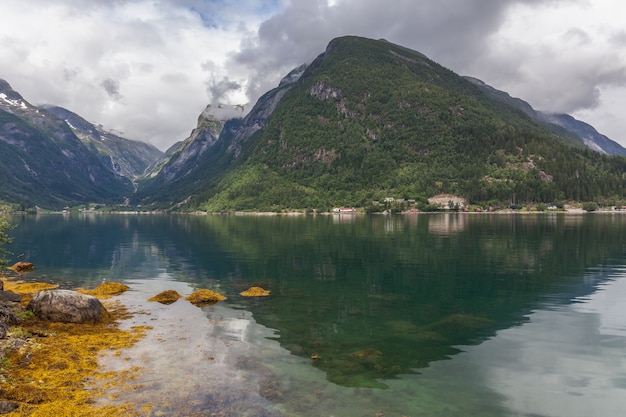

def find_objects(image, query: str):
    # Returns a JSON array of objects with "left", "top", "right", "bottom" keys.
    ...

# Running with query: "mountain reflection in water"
[{"left": 7, "top": 213, "right": 626, "bottom": 416}]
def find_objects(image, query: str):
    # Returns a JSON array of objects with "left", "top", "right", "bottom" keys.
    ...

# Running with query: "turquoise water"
[{"left": 6, "top": 213, "right": 626, "bottom": 416}]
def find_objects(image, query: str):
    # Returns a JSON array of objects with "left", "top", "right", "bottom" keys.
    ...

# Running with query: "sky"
[{"left": 1, "top": 0, "right": 625, "bottom": 151}]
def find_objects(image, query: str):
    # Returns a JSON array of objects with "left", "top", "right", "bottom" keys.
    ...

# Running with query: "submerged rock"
[{"left": 26, "top": 290, "right": 108, "bottom": 324}]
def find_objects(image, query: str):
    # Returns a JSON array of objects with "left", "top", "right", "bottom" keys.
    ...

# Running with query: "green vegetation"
[
  {"left": 582, "top": 201, "right": 599, "bottom": 212},
  {"left": 0, "top": 216, "right": 13, "bottom": 268},
  {"left": 179, "top": 36, "right": 626, "bottom": 212}
]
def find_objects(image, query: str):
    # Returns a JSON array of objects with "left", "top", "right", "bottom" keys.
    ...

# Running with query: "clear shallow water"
[{"left": 5, "top": 213, "right": 626, "bottom": 416}]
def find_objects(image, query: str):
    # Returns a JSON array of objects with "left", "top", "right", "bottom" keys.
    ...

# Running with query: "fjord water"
[{"left": 7, "top": 213, "right": 626, "bottom": 416}]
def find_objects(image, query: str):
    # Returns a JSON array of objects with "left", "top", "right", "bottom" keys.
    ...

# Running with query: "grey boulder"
[{"left": 27, "top": 290, "right": 108, "bottom": 324}]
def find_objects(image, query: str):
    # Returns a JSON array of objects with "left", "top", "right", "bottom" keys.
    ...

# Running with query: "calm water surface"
[{"left": 6, "top": 213, "right": 626, "bottom": 416}]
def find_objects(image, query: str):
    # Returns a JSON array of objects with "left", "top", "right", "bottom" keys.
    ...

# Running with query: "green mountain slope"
[
  {"left": 0, "top": 80, "right": 134, "bottom": 209},
  {"left": 146, "top": 37, "right": 626, "bottom": 211}
]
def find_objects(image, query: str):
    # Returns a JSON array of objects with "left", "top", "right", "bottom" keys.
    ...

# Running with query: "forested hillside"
[{"left": 174, "top": 37, "right": 626, "bottom": 212}]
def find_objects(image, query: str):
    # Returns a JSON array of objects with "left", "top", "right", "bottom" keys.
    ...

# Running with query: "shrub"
[{"left": 582, "top": 202, "right": 598, "bottom": 212}]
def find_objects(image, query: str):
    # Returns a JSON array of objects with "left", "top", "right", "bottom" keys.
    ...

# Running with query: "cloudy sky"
[{"left": 1, "top": 0, "right": 625, "bottom": 151}]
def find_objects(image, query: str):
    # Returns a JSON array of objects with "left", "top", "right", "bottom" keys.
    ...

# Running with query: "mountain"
[
  {"left": 135, "top": 66, "right": 305, "bottom": 205},
  {"left": 0, "top": 79, "right": 135, "bottom": 208},
  {"left": 144, "top": 104, "right": 236, "bottom": 184},
  {"left": 464, "top": 76, "right": 626, "bottom": 156},
  {"left": 138, "top": 36, "right": 626, "bottom": 211},
  {"left": 539, "top": 112, "right": 626, "bottom": 156},
  {"left": 41, "top": 105, "right": 163, "bottom": 180}
]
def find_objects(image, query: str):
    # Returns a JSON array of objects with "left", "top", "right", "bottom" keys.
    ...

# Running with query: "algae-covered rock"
[
  {"left": 240, "top": 286, "right": 270, "bottom": 297},
  {"left": 148, "top": 290, "right": 182, "bottom": 305},
  {"left": 185, "top": 289, "right": 227, "bottom": 306},
  {"left": 79, "top": 282, "right": 130, "bottom": 298},
  {"left": 7, "top": 261, "right": 35, "bottom": 275},
  {"left": 27, "top": 290, "right": 108, "bottom": 324}
]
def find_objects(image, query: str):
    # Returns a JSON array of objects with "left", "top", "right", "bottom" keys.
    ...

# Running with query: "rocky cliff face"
[
  {"left": 42, "top": 105, "right": 163, "bottom": 179},
  {"left": 143, "top": 64, "right": 307, "bottom": 187},
  {"left": 146, "top": 105, "right": 233, "bottom": 183}
]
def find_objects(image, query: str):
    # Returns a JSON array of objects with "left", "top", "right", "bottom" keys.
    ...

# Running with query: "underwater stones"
[
  {"left": 185, "top": 289, "right": 227, "bottom": 306},
  {"left": 26, "top": 290, "right": 108, "bottom": 324},
  {"left": 240, "top": 286, "right": 270, "bottom": 297},
  {"left": 148, "top": 290, "right": 182, "bottom": 305},
  {"left": 351, "top": 348, "right": 383, "bottom": 360}
]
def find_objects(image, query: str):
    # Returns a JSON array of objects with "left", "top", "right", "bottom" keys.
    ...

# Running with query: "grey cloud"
[
  {"left": 497, "top": 50, "right": 626, "bottom": 114},
  {"left": 100, "top": 78, "right": 125, "bottom": 102},
  {"left": 609, "top": 30, "right": 626, "bottom": 46},
  {"left": 63, "top": 67, "right": 79, "bottom": 81},
  {"left": 230, "top": 0, "right": 580, "bottom": 106},
  {"left": 161, "top": 72, "right": 189, "bottom": 84},
  {"left": 206, "top": 76, "right": 242, "bottom": 103},
  {"left": 559, "top": 66, "right": 626, "bottom": 112},
  {"left": 562, "top": 28, "right": 592, "bottom": 45}
]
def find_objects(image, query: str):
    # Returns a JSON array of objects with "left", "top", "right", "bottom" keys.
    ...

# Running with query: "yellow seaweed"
[
  {"left": 1, "top": 280, "right": 59, "bottom": 305},
  {"left": 185, "top": 289, "right": 227, "bottom": 306},
  {"left": 147, "top": 290, "right": 182, "bottom": 305},
  {"left": 239, "top": 286, "right": 270, "bottom": 297},
  {"left": 0, "top": 294, "right": 148, "bottom": 416},
  {"left": 78, "top": 282, "right": 130, "bottom": 299}
]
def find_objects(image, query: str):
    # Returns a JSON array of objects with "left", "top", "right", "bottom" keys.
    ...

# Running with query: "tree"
[
  {"left": 582, "top": 202, "right": 598, "bottom": 212},
  {"left": 0, "top": 217, "right": 14, "bottom": 269}
]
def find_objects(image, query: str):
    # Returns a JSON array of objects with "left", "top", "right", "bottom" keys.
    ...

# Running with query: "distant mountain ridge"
[
  {"left": 41, "top": 105, "right": 163, "bottom": 180},
  {"left": 0, "top": 79, "right": 161, "bottom": 208},
  {"left": 464, "top": 76, "right": 626, "bottom": 156}
]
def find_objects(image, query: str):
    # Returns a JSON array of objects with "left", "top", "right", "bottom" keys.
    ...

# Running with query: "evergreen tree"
[{"left": 0, "top": 217, "right": 14, "bottom": 268}]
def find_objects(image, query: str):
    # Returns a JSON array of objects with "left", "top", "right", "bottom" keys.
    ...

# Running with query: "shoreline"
[
  {"left": 7, "top": 207, "right": 618, "bottom": 216},
  {"left": 0, "top": 279, "right": 147, "bottom": 416}
]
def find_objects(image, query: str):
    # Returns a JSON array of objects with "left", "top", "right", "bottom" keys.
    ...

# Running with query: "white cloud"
[
  {"left": 0, "top": 0, "right": 256, "bottom": 150},
  {"left": 473, "top": 0, "right": 626, "bottom": 142},
  {"left": 1, "top": 0, "right": 625, "bottom": 149}
]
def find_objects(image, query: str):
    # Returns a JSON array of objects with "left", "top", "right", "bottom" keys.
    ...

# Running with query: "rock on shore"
[{"left": 27, "top": 290, "right": 108, "bottom": 323}]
